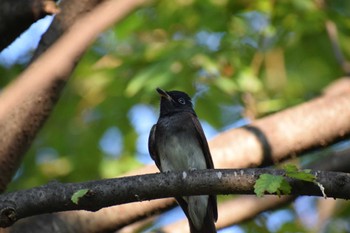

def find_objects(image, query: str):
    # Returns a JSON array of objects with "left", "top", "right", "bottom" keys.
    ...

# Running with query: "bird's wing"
[
  {"left": 188, "top": 112, "right": 218, "bottom": 221},
  {"left": 188, "top": 113, "right": 214, "bottom": 169},
  {"left": 148, "top": 124, "right": 161, "bottom": 170}
]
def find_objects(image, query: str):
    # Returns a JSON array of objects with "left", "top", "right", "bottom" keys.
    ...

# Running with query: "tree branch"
[
  {"left": 0, "top": 168, "right": 349, "bottom": 227},
  {"left": 31, "top": 0, "right": 102, "bottom": 60},
  {"left": 0, "top": 0, "right": 149, "bottom": 192},
  {"left": 211, "top": 81, "right": 350, "bottom": 168},
  {"left": 0, "top": 0, "right": 59, "bottom": 51}
]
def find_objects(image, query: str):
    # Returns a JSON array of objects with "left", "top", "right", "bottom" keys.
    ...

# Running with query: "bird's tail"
[
  {"left": 188, "top": 212, "right": 216, "bottom": 233},
  {"left": 176, "top": 197, "right": 217, "bottom": 233}
]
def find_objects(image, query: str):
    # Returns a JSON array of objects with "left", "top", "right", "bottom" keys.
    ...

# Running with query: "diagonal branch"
[
  {"left": 0, "top": 0, "right": 149, "bottom": 192},
  {"left": 31, "top": 0, "right": 102, "bottom": 60},
  {"left": 211, "top": 80, "right": 350, "bottom": 169}
]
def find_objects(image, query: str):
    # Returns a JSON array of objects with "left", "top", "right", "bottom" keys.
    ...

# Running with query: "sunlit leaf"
[
  {"left": 283, "top": 164, "right": 315, "bottom": 182},
  {"left": 71, "top": 189, "right": 89, "bottom": 205},
  {"left": 254, "top": 174, "right": 291, "bottom": 197}
]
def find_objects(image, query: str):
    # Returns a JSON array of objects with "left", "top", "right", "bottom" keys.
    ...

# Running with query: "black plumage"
[{"left": 148, "top": 88, "right": 217, "bottom": 233}]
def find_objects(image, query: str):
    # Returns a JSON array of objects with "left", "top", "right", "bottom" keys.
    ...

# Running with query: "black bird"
[{"left": 148, "top": 88, "right": 217, "bottom": 233}]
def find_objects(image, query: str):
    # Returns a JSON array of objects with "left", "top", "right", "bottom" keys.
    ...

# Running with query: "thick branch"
[
  {"left": 0, "top": 168, "right": 349, "bottom": 227},
  {"left": 0, "top": 0, "right": 148, "bottom": 192},
  {"left": 211, "top": 82, "right": 350, "bottom": 168}
]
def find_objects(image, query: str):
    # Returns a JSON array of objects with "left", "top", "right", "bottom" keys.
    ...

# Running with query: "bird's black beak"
[{"left": 156, "top": 88, "right": 173, "bottom": 101}]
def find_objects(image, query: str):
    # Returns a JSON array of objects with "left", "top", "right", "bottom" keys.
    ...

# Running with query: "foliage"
[
  {"left": 254, "top": 165, "right": 315, "bottom": 197},
  {"left": 283, "top": 164, "right": 315, "bottom": 182},
  {"left": 254, "top": 173, "right": 291, "bottom": 197}
]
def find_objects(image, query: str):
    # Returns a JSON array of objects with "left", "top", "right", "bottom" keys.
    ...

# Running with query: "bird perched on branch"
[{"left": 148, "top": 88, "right": 217, "bottom": 233}]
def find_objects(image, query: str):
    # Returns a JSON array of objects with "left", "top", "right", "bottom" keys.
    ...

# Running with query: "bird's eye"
[{"left": 178, "top": 98, "right": 186, "bottom": 105}]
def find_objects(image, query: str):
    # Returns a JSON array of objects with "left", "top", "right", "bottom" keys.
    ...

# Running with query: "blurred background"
[{"left": 1, "top": 0, "right": 350, "bottom": 232}]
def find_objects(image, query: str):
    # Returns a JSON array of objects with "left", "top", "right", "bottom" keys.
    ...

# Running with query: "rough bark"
[
  {"left": 0, "top": 0, "right": 148, "bottom": 192},
  {"left": 0, "top": 0, "right": 149, "bottom": 232},
  {"left": 0, "top": 0, "right": 100, "bottom": 192},
  {"left": 1, "top": 168, "right": 349, "bottom": 227},
  {"left": 210, "top": 80, "right": 350, "bottom": 169}
]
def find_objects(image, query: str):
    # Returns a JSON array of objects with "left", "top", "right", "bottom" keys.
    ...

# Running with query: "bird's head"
[{"left": 156, "top": 88, "right": 195, "bottom": 116}]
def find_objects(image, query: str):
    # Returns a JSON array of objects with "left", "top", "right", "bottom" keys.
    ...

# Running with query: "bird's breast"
[{"left": 156, "top": 115, "right": 207, "bottom": 172}]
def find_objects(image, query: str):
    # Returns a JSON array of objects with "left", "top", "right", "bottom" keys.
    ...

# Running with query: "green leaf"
[
  {"left": 283, "top": 164, "right": 299, "bottom": 173},
  {"left": 254, "top": 174, "right": 291, "bottom": 197},
  {"left": 71, "top": 189, "right": 89, "bottom": 204},
  {"left": 279, "top": 178, "right": 292, "bottom": 196},
  {"left": 283, "top": 164, "right": 315, "bottom": 182}
]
